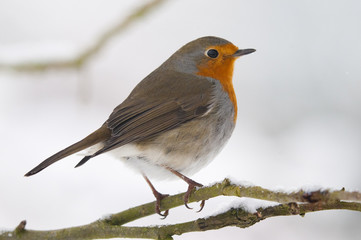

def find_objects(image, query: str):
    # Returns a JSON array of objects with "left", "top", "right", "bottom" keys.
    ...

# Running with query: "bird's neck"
[{"left": 197, "top": 59, "right": 237, "bottom": 122}]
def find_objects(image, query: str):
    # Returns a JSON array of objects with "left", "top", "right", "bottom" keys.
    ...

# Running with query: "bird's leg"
[
  {"left": 162, "top": 166, "right": 205, "bottom": 212},
  {"left": 142, "top": 174, "right": 169, "bottom": 218}
]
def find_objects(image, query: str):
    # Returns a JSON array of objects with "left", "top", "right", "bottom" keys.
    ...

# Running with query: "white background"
[{"left": 1, "top": 0, "right": 361, "bottom": 239}]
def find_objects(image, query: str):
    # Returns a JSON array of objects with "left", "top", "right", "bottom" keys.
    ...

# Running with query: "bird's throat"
[{"left": 197, "top": 58, "right": 238, "bottom": 122}]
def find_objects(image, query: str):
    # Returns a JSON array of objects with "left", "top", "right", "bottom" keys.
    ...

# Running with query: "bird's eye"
[{"left": 205, "top": 49, "right": 219, "bottom": 58}]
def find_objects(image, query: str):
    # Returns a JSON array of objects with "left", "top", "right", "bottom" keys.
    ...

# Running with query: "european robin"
[{"left": 25, "top": 36, "right": 255, "bottom": 217}]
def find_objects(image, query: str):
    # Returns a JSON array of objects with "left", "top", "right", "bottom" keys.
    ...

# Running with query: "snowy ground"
[{"left": 1, "top": 1, "right": 361, "bottom": 239}]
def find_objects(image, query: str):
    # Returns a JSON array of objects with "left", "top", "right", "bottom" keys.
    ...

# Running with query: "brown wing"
[{"left": 75, "top": 71, "right": 215, "bottom": 166}]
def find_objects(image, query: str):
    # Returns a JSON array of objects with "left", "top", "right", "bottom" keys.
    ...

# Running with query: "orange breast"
[{"left": 196, "top": 43, "right": 238, "bottom": 122}]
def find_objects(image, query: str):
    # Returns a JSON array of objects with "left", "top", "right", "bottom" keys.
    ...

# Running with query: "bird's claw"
[
  {"left": 157, "top": 208, "right": 169, "bottom": 219},
  {"left": 154, "top": 192, "right": 170, "bottom": 218},
  {"left": 197, "top": 200, "right": 206, "bottom": 212},
  {"left": 183, "top": 181, "right": 205, "bottom": 212}
]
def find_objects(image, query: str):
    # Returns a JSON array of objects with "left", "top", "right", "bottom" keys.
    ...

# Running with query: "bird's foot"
[
  {"left": 162, "top": 166, "right": 206, "bottom": 212},
  {"left": 153, "top": 191, "right": 170, "bottom": 218},
  {"left": 184, "top": 179, "right": 205, "bottom": 212},
  {"left": 143, "top": 174, "right": 170, "bottom": 218}
]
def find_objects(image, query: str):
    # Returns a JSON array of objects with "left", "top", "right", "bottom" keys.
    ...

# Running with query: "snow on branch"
[{"left": 1, "top": 178, "right": 360, "bottom": 240}]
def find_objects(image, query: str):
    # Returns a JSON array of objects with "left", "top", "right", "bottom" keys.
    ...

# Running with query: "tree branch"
[
  {"left": 0, "top": 0, "right": 166, "bottom": 71},
  {"left": 1, "top": 178, "right": 360, "bottom": 239}
]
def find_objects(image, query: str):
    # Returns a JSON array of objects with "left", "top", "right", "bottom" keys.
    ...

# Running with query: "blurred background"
[{"left": 1, "top": 0, "right": 361, "bottom": 239}]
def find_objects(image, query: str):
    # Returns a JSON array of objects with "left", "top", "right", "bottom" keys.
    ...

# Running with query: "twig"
[
  {"left": 0, "top": 0, "right": 166, "bottom": 71},
  {"left": 0, "top": 178, "right": 360, "bottom": 239}
]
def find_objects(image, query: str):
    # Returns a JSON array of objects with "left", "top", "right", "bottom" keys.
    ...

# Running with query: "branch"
[
  {"left": 1, "top": 179, "right": 360, "bottom": 240},
  {"left": 0, "top": 0, "right": 166, "bottom": 71}
]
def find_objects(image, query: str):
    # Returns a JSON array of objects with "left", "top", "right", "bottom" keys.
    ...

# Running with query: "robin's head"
[
  {"left": 161, "top": 36, "right": 255, "bottom": 122},
  {"left": 162, "top": 36, "right": 255, "bottom": 83}
]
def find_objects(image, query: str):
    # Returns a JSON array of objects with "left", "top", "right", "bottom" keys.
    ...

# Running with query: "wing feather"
[{"left": 86, "top": 71, "right": 216, "bottom": 158}]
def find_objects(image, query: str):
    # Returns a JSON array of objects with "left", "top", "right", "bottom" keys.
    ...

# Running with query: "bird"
[{"left": 25, "top": 36, "right": 255, "bottom": 217}]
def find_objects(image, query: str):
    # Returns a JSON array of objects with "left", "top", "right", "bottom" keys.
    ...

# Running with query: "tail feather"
[
  {"left": 24, "top": 125, "right": 110, "bottom": 177},
  {"left": 74, "top": 155, "right": 92, "bottom": 168}
]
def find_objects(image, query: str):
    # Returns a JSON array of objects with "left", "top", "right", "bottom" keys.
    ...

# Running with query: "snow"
[{"left": 209, "top": 197, "right": 279, "bottom": 216}]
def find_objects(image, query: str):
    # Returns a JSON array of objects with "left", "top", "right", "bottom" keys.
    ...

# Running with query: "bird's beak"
[{"left": 232, "top": 48, "right": 256, "bottom": 57}]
